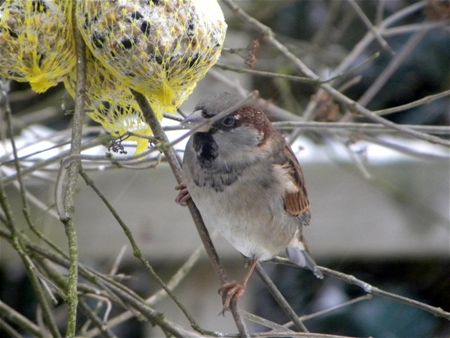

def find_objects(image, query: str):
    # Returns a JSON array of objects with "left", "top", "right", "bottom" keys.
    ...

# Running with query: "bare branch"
[
  {"left": 373, "top": 89, "right": 450, "bottom": 115},
  {"left": 292, "top": 295, "right": 372, "bottom": 324},
  {"left": 272, "top": 258, "right": 450, "bottom": 321},
  {"left": 356, "top": 29, "right": 427, "bottom": 108},
  {"left": 79, "top": 300, "right": 119, "bottom": 338},
  {"left": 225, "top": 332, "right": 362, "bottom": 338},
  {"left": 243, "top": 311, "right": 295, "bottom": 332},
  {"left": 319, "top": 266, "right": 450, "bottom": 320},
  {"left": 59, "top": 10, "right": 87, "bottom": 336},
  {"left": 131, "top": 90, "right": 250, "bottom": 337},
  {"left": 0, "top": 300, "right": 44, "bottom": 338},
  {"left": 216, "top": 63, "right": 320, "bottom": 84},
  {"left": 273, "top": 121, "right": 450, "bottom": 136},
  {"left": 256, "top": 263, "right": 308, "bottom": 332},
  {"left": 347, "top": 0, "right": 394, "bottom": 55}
]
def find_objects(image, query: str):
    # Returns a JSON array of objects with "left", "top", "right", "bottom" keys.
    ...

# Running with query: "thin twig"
[
  {"left": 225, "top": 332, "right": 362, "bottom": 338},
  {"left": 375, "top": 0, "right": 385, "bottom": 25},
  {"left": 319, "top": 266, "right": 450, "bottom": 320},
  {"left": 243, "top": 311, "right": 295, "bottom": 332},
  {"left": 109, "top": 245, "right": 127, "bottom": 276},
  {"left": 0, "top": 300, "right": 44, "bottom": 338},
  {"left": 164, "top": 113, "right": 185, "bottom": 122},
  {"left": 358, "top": 135, "right": 450, "bottom": 160},
  {"left": 216, "top": 63, "right": 321, "bottom": 84},
  {"left": 344, "top": 142, "right": 372, "bottom": 180},
  {"left": 79, "top": 300, "right": 119, "bottom": 338},
  {"left": 255, "top": 263, "right": 308, "bottom": 332},
  {"left": 273, "top": 121, "right": 450, "bottom": 136},
  {"left": 272, "top": 258, "right": 450, "bottom": 321},
  {"left": 337, "top": 95, "right": 450, "bottom": 146},
  {"left": 297, "top": 294, "right": 372, "bottom": 323},
  {"left": 79, "top": 291, "right": 114, "bottom": 333},
  {"left": 0, "top": 318, "right": 23, "bottom": 338},
  {"left": 383, "top": 21, "right": 447, "bottom": 37},
  {"left": 347, "top": 0, "right": 394, "bottom": 55},
  {"left": 373, "top": 89, "right": 450, "bottom": 115},
  {"left": 356, "top": 29, "right": 427, "bottom": 109}
]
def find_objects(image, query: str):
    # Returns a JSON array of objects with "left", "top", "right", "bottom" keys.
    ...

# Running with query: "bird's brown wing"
[{"left": 279, "top": 145, "right": 310, "bottom": 220}]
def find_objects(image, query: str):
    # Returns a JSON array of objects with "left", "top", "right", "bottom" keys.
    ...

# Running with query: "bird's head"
[{"left": 184, "top": 92, "right": 276, "bottom": 162}]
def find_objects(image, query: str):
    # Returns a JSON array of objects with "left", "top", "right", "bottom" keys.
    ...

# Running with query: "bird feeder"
[{"left": 0, "top": 0, "right": 75, "bottom": 93}]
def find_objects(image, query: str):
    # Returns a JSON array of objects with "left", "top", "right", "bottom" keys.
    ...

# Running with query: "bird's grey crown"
[{"left": 194, "top": 91, "right": 242, "bottom": 117}]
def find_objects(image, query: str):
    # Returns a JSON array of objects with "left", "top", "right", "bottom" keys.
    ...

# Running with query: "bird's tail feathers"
[{"left": 286, "top": 240, "right": 323, "bottom": 279}]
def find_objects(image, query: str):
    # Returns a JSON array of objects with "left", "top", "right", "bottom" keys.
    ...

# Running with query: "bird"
[{"left": 176, "top": 92, "right": 323, "bottom": 310}]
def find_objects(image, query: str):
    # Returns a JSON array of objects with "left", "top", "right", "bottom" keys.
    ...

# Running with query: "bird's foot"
[
  {"left": 175, "top": 183, "right": 191, "bottom": 206},
  {"left": 218, "top": 282, "right": 246, "bottom": 314}
]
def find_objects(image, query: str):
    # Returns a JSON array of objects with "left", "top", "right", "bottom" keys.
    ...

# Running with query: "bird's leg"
[
  {"left": 219, "top": 260, "right": 257, "bottom": 313},
  {"left": 175, "top": 183, "right": 191, "bottom": 206}
]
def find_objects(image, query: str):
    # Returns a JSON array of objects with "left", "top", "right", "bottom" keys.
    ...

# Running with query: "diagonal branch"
[
  {"left": 347, "top": 0, "right": 394, "bottom": 55},
  {"left": 319, "top": 266, "right": 450, "bottom": 320},
  {"left": 272, "top": 258, "right": 450, "bottom": 321},
  {"left": 255, "top": 263, "right": 308, "bottom": 332},
  {"left": 131, "top": 89, "right": 250, "bottom": 337},
  {"left": 0, "top": 300, "right": 44, "bottom": 338},
  {"left": 356, "top": 29, "right": 427, "bottom": 108}
]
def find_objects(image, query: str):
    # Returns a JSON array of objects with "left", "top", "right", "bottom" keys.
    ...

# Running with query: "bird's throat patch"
[{"left": 193, "top": 132, "right": 218, "bottom": 167}]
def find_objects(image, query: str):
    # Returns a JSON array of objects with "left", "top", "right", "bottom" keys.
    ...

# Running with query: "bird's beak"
[{"left": 182, "top": 109, "right": 210, "bottom": 132}]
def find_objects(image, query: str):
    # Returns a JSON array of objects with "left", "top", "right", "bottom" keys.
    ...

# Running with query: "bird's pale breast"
[{"left": 185, "top": 159, "right": 299, "bottom": 261}]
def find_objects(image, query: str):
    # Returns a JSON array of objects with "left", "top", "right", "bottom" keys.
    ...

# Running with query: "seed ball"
[{"left": 77, "top": 0, "right": 227, "bottom": 113}]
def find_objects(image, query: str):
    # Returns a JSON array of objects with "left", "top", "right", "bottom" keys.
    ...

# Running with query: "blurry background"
[{"left": 1, "top": 0, "right": 449, "bottom": 337}]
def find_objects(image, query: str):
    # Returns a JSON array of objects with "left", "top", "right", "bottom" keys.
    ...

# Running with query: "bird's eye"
[{"left": 221, "top": 115, "right": 236, "bottom": 128}]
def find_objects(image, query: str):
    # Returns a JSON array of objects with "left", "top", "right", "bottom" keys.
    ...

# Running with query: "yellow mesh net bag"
[
  {"left": 64, "top": 51, "right": 155, "bottom": 155},
  {"left": 76, "top": 0, "right": 227, "bottom": 115},
  {"left": 0, "top": 0, "right": 75, "bottom": 93}
]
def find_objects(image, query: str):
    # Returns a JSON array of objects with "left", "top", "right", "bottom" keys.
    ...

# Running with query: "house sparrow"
[{"left": 176, "top": 92, "right": 322, "bottom": 310}]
